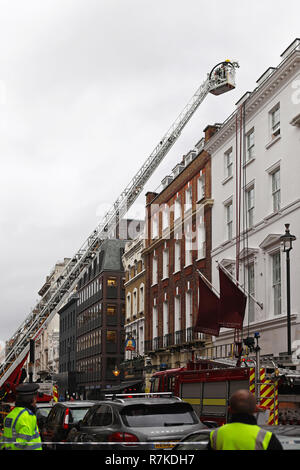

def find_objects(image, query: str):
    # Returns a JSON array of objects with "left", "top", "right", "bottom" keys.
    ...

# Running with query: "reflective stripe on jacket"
[
  {"left": 210, "top": 423, "right": 273, "bottom": 450},
  {"left": 1, "top": 407, "right": 42, "bottom": 450}
]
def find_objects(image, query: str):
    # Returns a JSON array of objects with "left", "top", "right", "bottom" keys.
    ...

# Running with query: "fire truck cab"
[{"left": 150, "top": 363, "right": 250, "bottom": 426}]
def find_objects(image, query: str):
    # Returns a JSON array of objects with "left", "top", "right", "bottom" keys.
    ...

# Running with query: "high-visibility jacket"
[
  {"left": 0, "top": 407, "right": 42, "bottom": 450},
  {"left": 210, "top": 422, "right": 273, "bottom": 451}
]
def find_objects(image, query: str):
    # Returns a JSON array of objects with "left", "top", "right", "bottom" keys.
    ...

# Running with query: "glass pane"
[{"left": 120, "top": 404, "right": 198, "bottom": 427}]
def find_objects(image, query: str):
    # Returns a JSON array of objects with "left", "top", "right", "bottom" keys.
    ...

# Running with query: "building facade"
[
  {"left": 122, "top": 232, "right": 146, "bottom": 385},
  {"left": 143, "top": 127, "right": 219, "bottom": 374},
  {"left": 76, "top": 239, "right": 126, "bottom": 399},
  {"left": 34, "top": 258, "right": 71, "bottom": 380},
  {"left": 57, "top": 294, "right": 78, "bottom": 399},
  {"left": 206, "top": 39, "right": 300, "bottom": 360}
]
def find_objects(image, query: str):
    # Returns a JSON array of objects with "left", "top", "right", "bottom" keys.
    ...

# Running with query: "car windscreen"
[
  {"left": 120, "top": 403, "right": 199, "bottom": 428},
  {"left": 69, "top": 408, "right": 91, "bottom": 423}
]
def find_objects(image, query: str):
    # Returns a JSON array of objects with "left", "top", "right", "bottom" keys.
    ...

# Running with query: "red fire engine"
[{"left": 149, "top": 359, "right": 286, "bottom": 426}]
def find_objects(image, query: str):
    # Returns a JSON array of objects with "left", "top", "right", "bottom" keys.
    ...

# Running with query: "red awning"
[
  {"left": 194, "top": 275, "right": 220, "bottom": 337},
  {"left": 218, "top": 267, "right": 247, "bottom": 329}
]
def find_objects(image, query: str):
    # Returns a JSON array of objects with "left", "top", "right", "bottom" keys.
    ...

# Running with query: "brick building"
[{"left": 143, "top": 125, "right": 219, "bottom": 374}]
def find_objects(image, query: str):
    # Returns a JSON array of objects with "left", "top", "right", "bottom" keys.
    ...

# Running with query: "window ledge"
[
  {"left": 222, "top": 175, "right": 233, "bottom": 185},
  {"left": 196, "top": 196, "right": 205, "bottom": 204},
  {"left": 263, "top": 210, "right": 281, "bottom": 222},
  {"left": 265, "top": 134, "right": 281, "bottom": 149},
  {"left": 184, "top": 263, "right": 193, "bottom": 269},
  {"left": 221, "top": 239, "right": 232, "bottom": 247},
  {"left": 243, "top": 157, "right": 255, "bottom": 168}
]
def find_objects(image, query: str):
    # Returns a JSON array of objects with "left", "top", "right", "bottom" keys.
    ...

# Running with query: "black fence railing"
[{"left": 145, "top": 327, "right": 205, "bottom": 353}]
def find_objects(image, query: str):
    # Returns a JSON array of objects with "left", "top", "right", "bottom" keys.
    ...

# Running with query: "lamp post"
[{"left": 280, "top": 224, "right": 296, "bottom": 357}]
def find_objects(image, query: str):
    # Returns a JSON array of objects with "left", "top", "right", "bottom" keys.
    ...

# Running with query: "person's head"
[
  {"left": 15, "top": 383, "right": 40, "bottom": 407},
  {"left": 229, "top": 389, "right": 257, "bottom": 416}
]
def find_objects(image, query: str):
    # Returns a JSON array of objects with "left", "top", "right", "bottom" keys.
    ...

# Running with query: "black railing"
[{"left": 145, "top": 327, "right": 205, "bottom": 353}]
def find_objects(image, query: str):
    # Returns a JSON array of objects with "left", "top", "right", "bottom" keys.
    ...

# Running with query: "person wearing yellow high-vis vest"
[
  {"left": 0, "top": 383, "right": 42, "bottom": 451},
  {"left": 208, "top": 390, "right": 283, "bottom": 451}
]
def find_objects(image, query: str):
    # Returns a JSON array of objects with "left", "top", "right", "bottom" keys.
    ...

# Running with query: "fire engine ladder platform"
[{"left": 0, "top": 60, "right": 239, "bottom": 392}]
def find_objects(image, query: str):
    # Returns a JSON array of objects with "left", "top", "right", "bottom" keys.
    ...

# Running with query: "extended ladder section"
[{"left": 0, "top": 60, "right": 239, "bottom": 392}]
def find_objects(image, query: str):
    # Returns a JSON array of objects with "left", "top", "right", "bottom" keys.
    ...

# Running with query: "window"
[
  {"left": 174, "top": 197, "right": 181, "bottom": 221},
  {"left": 133, "top": 289, "right": 137, "bottom": 315},
  {"left": 272, "top": 252, "right": 281, "bottom": 316},
  {"left": 174, "top": 239, "right": 181, "bottom": 272},
  {"left": 185, "top": 231, "right": 193, "bottom": 266},
  {"left": 246, "top": 186, "right": 255, "bottom": 228},
  {"left": 126, "top": 294, "right": 131, "bottom": 319},
  {"left": 152, "top": 305, "right": 158, "bottom": 340},
  {"left": 152, "top": 255, "right": 158, "bottom": 285},
  {"left": 174, "top": 295, "right": 181, "bottom": 336},
  {"left": 197, "top": 175, "right": 205, "bottom": 201},
  {"left": 272, "top": 169, "right": 281, "bottom": 212},
  {"left": 97, "top": 405, "right": 113, "bottom": 426},
  {"left": 247, "top": 264, "right": 255, "bottom": 323},
  {"left": 246, "top": 129, "right": 255, "bottom": 161},
  {"left": 106, "top": 331, "right": 117, "bottom": 343},
  {"left": 152, "top": 214, "right": 159, "bottom": 239},
  {"left": 270, "top": 104, "right": 280, "bottom": 138},
  {"left": 139, "top": 284, "right": 144, "bottom": 313},
  {"left": 162, "top": 205, "right": 169, "bottom": 231},
  {"left": 197, "top": 222, "right": 206, "bottom": 259},
  {"left": 107, "top": 305, "right": 116, "bottom": 315},
  {"left": 120, "top": 403, "right": 198, "bottom": 428},
  {"left": 224, "top": 148, "right": 233, "bottom": 178},
  {"left": 163, "top": 247, "right": 169, "bottom": 279},
  {"left": 139, "top": 325, "right": 144, "bottom": 355},
  {"left": 185, "top": 187, "right": 192, "bottom": 212},
  {"left": 225, "top": 201, "right": 233, "bottom": 241},
  {"left": 107, "top": 278, "right": 117, "bottom": 287},
  {"left": 163, "top": 301, "right": 169, "bottom": 338},
  {"left": 185, "top": 290, "right": 192, "bottom": 331}
]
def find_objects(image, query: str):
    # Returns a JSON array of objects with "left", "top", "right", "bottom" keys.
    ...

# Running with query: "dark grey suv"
[{"left": 67, "top": 394, "right": 207, "bottom": 450}]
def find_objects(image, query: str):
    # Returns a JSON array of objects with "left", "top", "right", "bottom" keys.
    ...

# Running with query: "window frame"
[{"left": 224, "top": 148, "right": 233, "bottom": 179}]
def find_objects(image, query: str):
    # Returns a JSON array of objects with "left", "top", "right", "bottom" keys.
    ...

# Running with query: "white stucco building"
[
  {"left": 122, "top": 232, "right": 146, "bottom": 361},
  {"left": 205, "top": 39, "right": 300, "bottom": 359},
  {"left": 34, "top": 258, "right": 70, "bottom": 379}
]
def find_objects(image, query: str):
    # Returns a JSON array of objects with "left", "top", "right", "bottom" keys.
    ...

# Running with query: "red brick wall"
[{"left": 143, "top": 149, "right": 213, "bottom": 345}]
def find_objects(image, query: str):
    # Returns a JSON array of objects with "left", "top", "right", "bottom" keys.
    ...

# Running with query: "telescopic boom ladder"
[{"left": 0, "top": 60, "right": 239, "bottom": 393}]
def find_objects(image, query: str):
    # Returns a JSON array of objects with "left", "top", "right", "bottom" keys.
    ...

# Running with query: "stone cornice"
[{"left": 205, "top": 50, "right": 300, "bottom": 154}]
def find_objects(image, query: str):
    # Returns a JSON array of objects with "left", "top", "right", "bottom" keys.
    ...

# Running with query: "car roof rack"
[{"left": 103, "top": 392, "right": 182, "bottom": 402}]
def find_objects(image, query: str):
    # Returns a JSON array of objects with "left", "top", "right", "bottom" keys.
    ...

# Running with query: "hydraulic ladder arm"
[{"left": 0, "top": 60, "right": 239, "bottom": 395}]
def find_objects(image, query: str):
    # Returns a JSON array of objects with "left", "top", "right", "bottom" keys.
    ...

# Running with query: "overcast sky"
[{"left": 0, "top": 0, "right": 299, "bottom": 347}]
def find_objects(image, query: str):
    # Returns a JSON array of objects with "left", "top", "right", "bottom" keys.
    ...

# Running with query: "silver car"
[{"left": 67, "top": 394, "right": 207, "bottom": 450}]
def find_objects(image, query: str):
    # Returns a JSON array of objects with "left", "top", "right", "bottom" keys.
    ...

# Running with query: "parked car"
[
  {"left": 67, "top": 394, "right": 207, "bottom": 450},
  {"left": 36, "top": 402, "right": 54, "bottom": 429},
  {"left": 173, "top": 425, "right": 300, "bottom": 451},
  {"left": 41, "top": 401, "right": 97, "bottom": 450}
]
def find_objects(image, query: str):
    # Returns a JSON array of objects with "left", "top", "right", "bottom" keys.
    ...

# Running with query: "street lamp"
[{"left": 280, "top": 224, "right": 296, "bottom": 357}]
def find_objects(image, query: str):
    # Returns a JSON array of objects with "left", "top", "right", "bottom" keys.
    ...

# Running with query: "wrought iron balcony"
[{"left": 145, "top": 327, "right": 205, "bottom": 353}]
